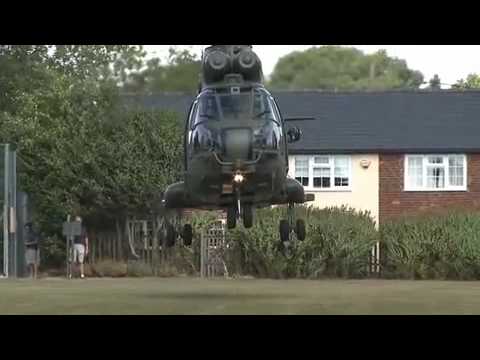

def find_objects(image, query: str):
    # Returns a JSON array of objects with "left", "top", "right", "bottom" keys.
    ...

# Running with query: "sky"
[{"left": 143, "top": 45, "right": 480, "bottom": 88}]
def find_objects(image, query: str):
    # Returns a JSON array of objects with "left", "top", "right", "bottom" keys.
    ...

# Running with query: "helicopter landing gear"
[
  {"left": 227, "top": 207, "right": 237, "bottom": 229},
  {"left": 165, "top": 223, "right": 176, "bottom": 248},
  {"left": 226, "top": 186, "right": 254, "bottom": 229},
  {"left": 227, "top": 203, "right": 254, "bottom": 229},
  {"left": 279, "top": 219, "right": 290, "bottom": 243},
  {"left": 242, "top": 203, "right": 253, "bottom": 229},
  {"left": 163, "top": 219, "right": 193, "bottom": 248},
  {"left": 295, "top": 219, "right": 306, "bottom": 241},
  {"left": 279, "top": 203, "right": 307, "bottom": 243}
]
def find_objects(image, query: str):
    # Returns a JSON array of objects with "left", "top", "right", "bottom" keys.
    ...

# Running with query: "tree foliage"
[
  {"left": 0, "top": 45, "right": 182, "bottom": 236},
  {"left": 122, "top": 47, "right": 201, "bottom": 94},
  {"left": 268, "top": 46, "right": 424, "bottom": 91},
  {"left": 0, "top": 45, "right": 146, "bottom": 111},
  {"left": 426, "top": 74, "right": 441, "bottom": 90},
  {"left": 452, "top": 73, "right": 480, "bottom": 89}
]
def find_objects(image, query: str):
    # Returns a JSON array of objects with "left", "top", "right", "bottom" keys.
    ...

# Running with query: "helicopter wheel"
[
  {"left": 183, "top": 224, "right": 193, "bottom": 246},
  {"left": 227, "top": 207, "right": 237, "bottom": 229},
  {"left": 295, "top": 219, "right": 306, "bottom": 241},
  {"left": 242, "top": 204, "right": 253, "bottom": 229},
  {"left": 165, "top": 223, "right": 176, "bottom": 248},
  {"left": 279, "top": 219, "right": 290, "bottom": 243}
]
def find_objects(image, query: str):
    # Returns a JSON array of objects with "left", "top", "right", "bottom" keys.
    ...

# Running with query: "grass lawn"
[{"left": 1, "top": 277, "right": 480, "bottom": 315}]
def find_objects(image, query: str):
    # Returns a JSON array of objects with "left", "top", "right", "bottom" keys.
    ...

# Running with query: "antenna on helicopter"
[{"left": 284, "top": 117, "right": 316, "bottom": 122}]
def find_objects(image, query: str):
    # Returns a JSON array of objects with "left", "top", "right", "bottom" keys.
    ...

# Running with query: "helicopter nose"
[{"left": 222, "top": 128, "right": 253, "bottom": 161}]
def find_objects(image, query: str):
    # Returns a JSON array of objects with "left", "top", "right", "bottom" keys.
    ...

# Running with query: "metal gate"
[
  {"left": 200, "top": 220, "right": 229, "bottom": 278},
  {"left": 369, "top": 241, "right": 381, "bottom": 275},
  {"left": 127, "top": 220, "right": 153, "bottom": 263}
]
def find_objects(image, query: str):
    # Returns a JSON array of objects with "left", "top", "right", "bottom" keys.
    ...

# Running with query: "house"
[{"left": 126, "top": 90, "right": 480, "bottom": 226}]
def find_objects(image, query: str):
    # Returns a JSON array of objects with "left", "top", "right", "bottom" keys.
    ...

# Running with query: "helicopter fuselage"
[
  {"left": 162, "top": 45, "right": 312, "bottom": 242},
  {"left": 164, "top": 84, "right": 306, "bottom": 211},
  {"left": 183, "top": 143, "right": 288, "bottom": 210}
]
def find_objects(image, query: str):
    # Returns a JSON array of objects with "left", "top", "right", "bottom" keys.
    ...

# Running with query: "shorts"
[
  {"left": 26, "top": 248, "right": 40, "bottom": 266},
  {"left": 73, "top": 244, "right": 86, "bottom": 264}
]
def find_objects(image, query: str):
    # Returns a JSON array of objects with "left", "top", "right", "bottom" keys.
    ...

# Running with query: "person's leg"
[
  {"left": 79, "top": 245, "right": 85, "bottom": 278},
  {"left": 26, "top": 250, "right": 34, "bottom": 278},
  {"left": 72, "top": 245, "right": 78, "bottom": 278},
  {"left": 34, "top": 250, "right": 39, "bottom": 279},
  {"left": 75, "top": 244, "right": 85, "bottom": 279}
]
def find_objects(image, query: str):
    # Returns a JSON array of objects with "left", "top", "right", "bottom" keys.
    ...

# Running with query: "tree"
[
  {"left": 0, "top": 45, "right": 186, "bottom": 268},
  {"left": 427, "top": 74, "right": 442, "bottom": 90},
  {"left": 452, "top": 73, "right": 480, "bottom": 89},
  {"left": 0, "top": 45, "right": 182, "bottom": 234},
  {"left": 268, "top": 46, "right": 424, "bottom": 91},
  {"left": 122, "top": 47, "right": 201, "bottom": 94},
  {"left": 0, "top": 45, "right": 146, "bottom": 112}
]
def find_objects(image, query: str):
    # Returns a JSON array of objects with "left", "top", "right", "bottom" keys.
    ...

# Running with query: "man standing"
[
  {"left": 24, "top": 223, "right": 40, "bottom": 279},
  {"left": 72, "top": 216, "right": 89, "bottom": 279}
]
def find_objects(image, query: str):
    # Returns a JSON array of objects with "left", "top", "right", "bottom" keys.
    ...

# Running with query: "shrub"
[
  {"left": 39, "top": 234, "right": 66, "bottom": 270},
  {"left": 228, "top": 205, "right": 378, "bottom": 279},
  {"left": 126, "top": 260, "right": 154, "bottom": 277},
  {"left": 381, "top": 210, "right": 480, "bottom": 280},
  {"left": 90, "top": 260, "right": 128, "bottom": 278}
]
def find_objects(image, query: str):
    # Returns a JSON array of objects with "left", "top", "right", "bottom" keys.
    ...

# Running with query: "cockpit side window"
[
  {"left": 196, "top": 93, "right": 219, "bottom": 123},
  {"left": 253, "top": 91, "right": 267, "bottom": 118},
  {"left": 252, "top": 90, "right": 280, "bottom": 124},
  {"left": 188, "top": 101, "right": 198, "bottom": 128}
]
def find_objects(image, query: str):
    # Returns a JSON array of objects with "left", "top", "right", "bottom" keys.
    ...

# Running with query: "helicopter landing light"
[{"left": 233, "top": 173, "right": 245, "bottom": 183}]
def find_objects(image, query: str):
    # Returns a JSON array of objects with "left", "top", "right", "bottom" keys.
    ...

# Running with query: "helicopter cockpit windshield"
[
  {"left": 190, "top": 87, "right": 283, "bottom": 153},
  {"left": 193, "top": 87, "right": 281, "bottom": 125}
]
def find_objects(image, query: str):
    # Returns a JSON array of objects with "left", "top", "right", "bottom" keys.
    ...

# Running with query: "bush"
[
  {"left": 90, "top": 260, "right": 128, "bottom": 278},
  {"left": 299, "top": 206, "right": 378, "bottom": 278},
  {"left": 126, "top": 260, "right": 154, "bottom": 277},
  {"left": 228, "top": 205, "right": 378, "bottom": 279},
  {"left": 381, "top": 210, "right": 480, "bottom": 280},
  {"left": 39, "top": 234, "right": 66, "bottom": 270}
]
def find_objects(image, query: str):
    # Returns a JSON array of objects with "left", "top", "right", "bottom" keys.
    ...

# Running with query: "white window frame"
[
  {"left": 404, "top": 154, "right": 467, "bottom": 192},
  {"left": 294, "top": 155, "right": 352, "bottom": 192}
]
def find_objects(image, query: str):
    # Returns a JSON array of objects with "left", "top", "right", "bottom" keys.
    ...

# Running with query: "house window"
[
  {"left": 295, "top": 157, "right": 309, "bottom": 187},
  {"left": 294, "top": 155, "right": 352, "bottom": 191},
  {"left": 404, "top": 154, "right": 467, "bottom": 191}
]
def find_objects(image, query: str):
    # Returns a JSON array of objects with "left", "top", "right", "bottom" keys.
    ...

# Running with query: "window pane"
[
  {"left": 449, "top": 155, "right": 464, "bottom": 187},
  {"left": 314, "top": 156, "right": 329, "bottom": 164},
  {"left": 296, "top": 177, "right": 309, "bottom": 187},
  {"left": 427, "top": 167, "right": 445, "bottom": 188},
  {"left": 314, "top": 177, "right": 330, "bottom": 188},
  {"left": 428, "top": 156, "right": 443, "bottom": 164},
  {"left": 335, "top": 177, "right": 349, "bottom": 187},
  {"left": 334, "top": 157, "right": 349, "bottom": 187},
  {"left": 295, "top": 157, "right": 308, "bottom": 168},
  {"left": 407, "top": 156, "right": 423, "bottom": 188},
  {"left": 313, "top": 167, "right": 331, "bottom": 188},
  {"left": 314, "top": 168, "right": 330, "bottom": 177},
  {"left": 295, "top": 157, "right": 308, "bottom": 177},
  {"left": 295, "top": 157, "right": 309, "bottom": 187},
  {"left": 295, "top": 167, "right": 308, "bottom": 177}
]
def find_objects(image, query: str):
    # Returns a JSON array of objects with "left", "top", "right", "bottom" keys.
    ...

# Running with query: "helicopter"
[{"left": 162, "top": 45, "right": 314, "bottom": 247}]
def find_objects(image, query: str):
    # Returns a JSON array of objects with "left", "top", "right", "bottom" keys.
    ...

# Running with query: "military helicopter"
[{"left": 163, "top": 45, "right": 314, "bottom": 246}]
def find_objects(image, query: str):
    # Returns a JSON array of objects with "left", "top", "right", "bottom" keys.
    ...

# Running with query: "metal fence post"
[{"left": 3, "top": 144, "right": 9, "bottom": 278}]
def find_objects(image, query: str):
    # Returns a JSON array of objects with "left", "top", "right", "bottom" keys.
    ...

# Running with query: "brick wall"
[{"left": 379, "top": 153, "right": 480, "bottom": 223}]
